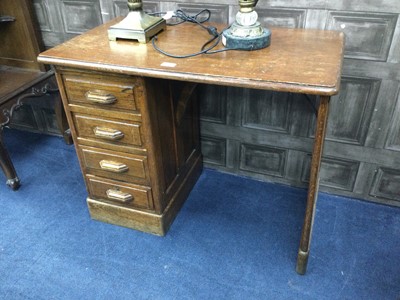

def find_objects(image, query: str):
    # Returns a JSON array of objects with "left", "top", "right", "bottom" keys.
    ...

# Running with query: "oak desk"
[{"left": 38, "top": 20, "right": 344, "bottom": 274}]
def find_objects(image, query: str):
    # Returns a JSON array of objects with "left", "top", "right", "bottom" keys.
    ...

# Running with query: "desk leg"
[
  {"left": 296, "top": 95, "right": 330, "bottom": 275},
  {"left": 0, "top": 130, "right": 20, "bottom": 190}
]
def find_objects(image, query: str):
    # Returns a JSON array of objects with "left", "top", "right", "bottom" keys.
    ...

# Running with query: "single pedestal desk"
[{"left": 38, "top": 20, "right": 344, "bottom": 274}]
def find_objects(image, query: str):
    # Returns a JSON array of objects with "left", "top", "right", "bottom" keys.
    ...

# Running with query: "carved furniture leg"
[
  {"left": 0, "top": 82, "right": 59, "bottom": 190},
  {"left": 296, "top": 95, "right": 330, "bottom": 275},
  {"left": 54, "top": 91, "right": 72, "bottom": 144},
  {"left": 0, "top": 129, "right": 20, "bottom": 190}
]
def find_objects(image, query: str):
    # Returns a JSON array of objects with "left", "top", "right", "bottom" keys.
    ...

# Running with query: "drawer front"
[
  {"left": 73, "top": 114, "right": 143, "bottom": 148},
  {"left": 80, "top": 146, "right": 149, "bottom": 183},
  {"left": 86, "top": 175, "right": 154, "bottom": 210},
  {"left": 63, "top": 73, "right": 139, "bottom": 111}
]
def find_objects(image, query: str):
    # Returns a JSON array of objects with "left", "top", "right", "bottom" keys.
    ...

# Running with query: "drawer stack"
[{"left": 56, "top": 69, "right": 202, "bottom": 235}]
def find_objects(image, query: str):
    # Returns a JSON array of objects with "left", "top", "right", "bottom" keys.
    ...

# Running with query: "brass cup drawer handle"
[
  {"left": 99, "top": 160, "right": 129, "bottom": 173},
  {"left": 106, "top": 189, "right": 133, "bottom": 202},
  {"left": 94, "top": 127, "right": 124, "bottom": 140},
  {"left": 85, "top": 90, "right": 117, "bottom": 104}
]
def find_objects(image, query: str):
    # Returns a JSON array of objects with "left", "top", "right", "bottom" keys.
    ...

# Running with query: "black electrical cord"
[
  {"left": 170, "top": 9, "right": 211, "bottom": 26},
  {"left": 152, "top": 34, "right": 223, "bottom": 59},
  {"left": 148, "top": 9, "right": 211, "bottom": 26},
  {"left": 150, "top": 9, "right": 234, "bottom": 58}
]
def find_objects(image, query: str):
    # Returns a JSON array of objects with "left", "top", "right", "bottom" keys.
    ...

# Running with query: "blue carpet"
[{"left": 0, "top": 128, "right": 399, "bottom": 300}]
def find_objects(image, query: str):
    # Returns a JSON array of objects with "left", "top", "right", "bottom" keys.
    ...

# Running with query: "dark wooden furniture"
[
  {"left": 0, "top": 0, "right": 70, "bottom": 190},
  {"left": 38, "top": 20, "right": 344, "bottom": 274}
]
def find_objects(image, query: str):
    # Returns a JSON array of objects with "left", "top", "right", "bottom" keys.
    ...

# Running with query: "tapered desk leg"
[
  {"left": 296, "top": 95, "right": 330, "bottom": 275},
  {"left": 0, "top": 130, "right": 20, "bottom": 190}
]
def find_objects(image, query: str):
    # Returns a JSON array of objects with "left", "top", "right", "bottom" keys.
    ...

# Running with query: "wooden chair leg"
[
  {"left": 0, "top": 130, "right": 20, "bottom": 190},
  {"left": 296, "top": 96, "right": 330, "bottom": 275}
]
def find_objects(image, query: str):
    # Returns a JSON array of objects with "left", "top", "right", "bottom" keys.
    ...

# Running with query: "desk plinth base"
[{"left": 87, "top": 152, "right": 203, "bottom": 236}]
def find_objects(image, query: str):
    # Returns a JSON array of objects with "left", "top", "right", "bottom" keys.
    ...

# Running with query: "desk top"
[{"left": 38, "top": 19, "right": 344, "bottom": 96}]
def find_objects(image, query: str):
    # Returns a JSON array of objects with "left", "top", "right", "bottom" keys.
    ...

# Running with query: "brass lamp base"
[{"left": 108, "top": 10, "right": 166, "bottom": 43}]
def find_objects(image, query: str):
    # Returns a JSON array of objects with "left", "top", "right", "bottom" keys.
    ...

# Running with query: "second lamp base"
[{"left": 222, "top": 27, "right": 271, "bottom": 51}]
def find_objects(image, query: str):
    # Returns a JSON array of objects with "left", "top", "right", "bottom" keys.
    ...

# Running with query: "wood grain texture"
[
  {"left": 296, "top": 95, "right": 330, "bottom": 275},
  {"left": 52, "top": 63, "right": 203, "bottom": 234},
  {"left": 73, "top": 114, "right": 143, "bottom": 147},
  {"left": 62, "top": 71, "right": 140, "bottom": 111},
  {"left": 0, "top": 66, "right": 48, "bottom": 105},
  {"left": 86, "top": 174, "right": 154, "bottom": 211},
  {"left": 79, "top": 145, "right": 149, "bottom": 183},
  {"left": 0, "top": 0, "right": 64, "bottom": 190},
  {"left": 41, "top": 20, "right": 344, "bottom": 272},
  {"left": 0, "top": 0, "right": 45, "bottom": 71},
  {"left": 39, "top": 19, "right": 345, "bottom": 96},
  {"left": 32, "top": 0, "right": 400, "bottom": 206}
]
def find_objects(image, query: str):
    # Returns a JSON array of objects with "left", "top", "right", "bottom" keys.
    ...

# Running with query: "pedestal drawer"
[
  {"left": 86, "top": 175, "right": 154, "bottom": 210},
  {"left": 73, "top": 114, "right": 143, "bottom": 147},
  {"left": 63, "top": 72, "right": 140, "bottom": 111},
  {"left": 80, "top": 146, "right": 149, "bottom": 184}
]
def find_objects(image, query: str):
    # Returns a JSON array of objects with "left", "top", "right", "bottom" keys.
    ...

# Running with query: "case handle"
[
  {"left": 99, "top": 160, "right": 128, "bottom": 173},
  {"left": 85, "top": 90, "right": 117, "bottom": 104}
]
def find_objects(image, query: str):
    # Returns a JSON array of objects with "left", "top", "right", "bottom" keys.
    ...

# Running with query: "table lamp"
[
  {"left": 222, "top": 0, "right": 271, "bottom": 50},
  {"left": 108, "top": 0, "right": 270, "bottom": 51},
  {"left": 108, "top": 0, "right": 166, "bottom": 43}
]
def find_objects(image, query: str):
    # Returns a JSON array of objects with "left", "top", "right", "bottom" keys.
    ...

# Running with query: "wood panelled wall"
[{"left": 32, "top": 0, "right": 400, "bottom": 206}]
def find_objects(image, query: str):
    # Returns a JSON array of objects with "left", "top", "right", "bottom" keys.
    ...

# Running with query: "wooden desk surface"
[{"left": 39, "top": 20, "right": 344, "bottom": 96}]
